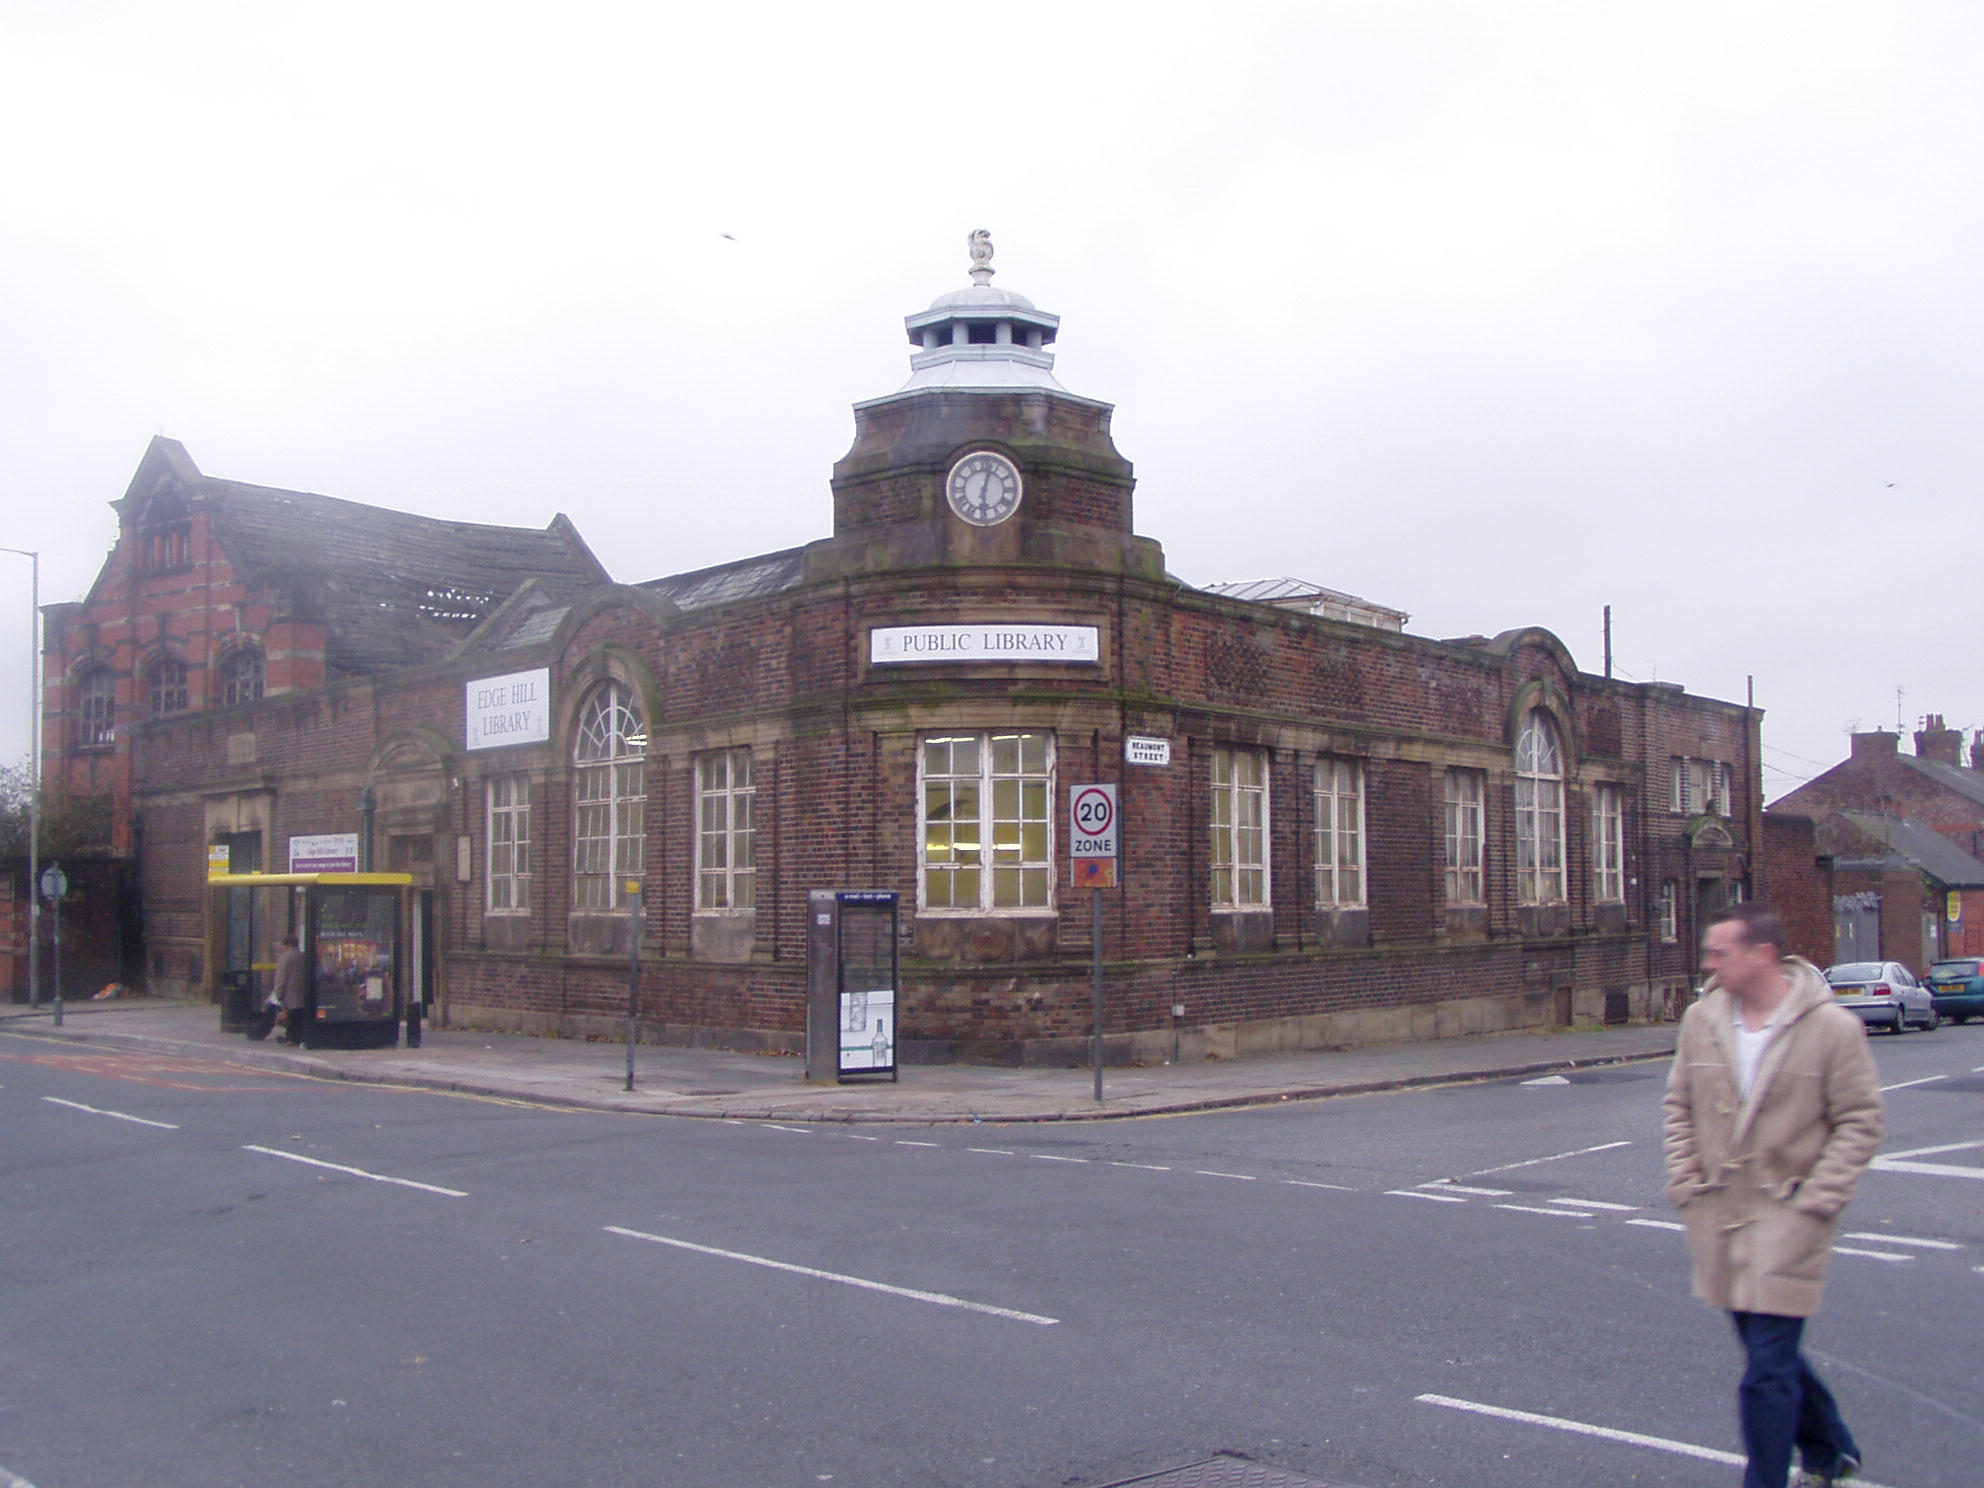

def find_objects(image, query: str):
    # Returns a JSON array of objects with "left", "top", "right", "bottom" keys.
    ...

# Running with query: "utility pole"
[{"left": 1, "top": 547, "right": 39, "bottom": 1011}]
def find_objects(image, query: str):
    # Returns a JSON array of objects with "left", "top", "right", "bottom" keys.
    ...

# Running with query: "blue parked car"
[{"left": 1924, "top": 957, "right": 1984, "bottom": 1024}]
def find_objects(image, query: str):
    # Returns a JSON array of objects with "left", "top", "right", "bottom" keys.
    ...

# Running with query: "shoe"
[{"left": 1792, "top": 1453, "right": 1860, "bottom": 1487}]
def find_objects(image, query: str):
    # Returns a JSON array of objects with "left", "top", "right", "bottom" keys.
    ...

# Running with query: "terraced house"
[{"left": 35, "top": 242, "right": 1760, "bottom": 1061}]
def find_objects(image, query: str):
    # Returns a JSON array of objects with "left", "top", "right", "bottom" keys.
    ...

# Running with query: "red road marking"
[{"left": 0, "top": 1049, "right": 288, "bottom": 1092}]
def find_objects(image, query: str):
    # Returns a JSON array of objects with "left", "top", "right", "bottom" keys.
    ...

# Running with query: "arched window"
[
  {"left": 147, "top": 658, "right": 189, "bottom": 717},
  {"left": 1515, "top": 709, "right": 1566, "bottom": 905},
  {"left": 572, "top": 682, "right": 646, "bottom": 910},
  {"left": 78, "top": 668, "right": 115, "bottom": 747},
  {"left": 221, "top": 647, "right": 264, "bottom": 705}
]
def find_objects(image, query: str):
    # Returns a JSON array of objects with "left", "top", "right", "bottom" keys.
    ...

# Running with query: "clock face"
[{"left": 945, "top": 451, "right": 1023, "bottom": 527}]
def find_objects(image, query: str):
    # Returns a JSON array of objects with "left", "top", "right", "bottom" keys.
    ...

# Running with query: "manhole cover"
[{"left": 1092, "top": 1455, "right": 1360, "bottom": 1488}]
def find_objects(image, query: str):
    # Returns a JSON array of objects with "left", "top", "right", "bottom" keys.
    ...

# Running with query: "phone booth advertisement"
[
  {"left": 835, "top": 892, "right": 898, "bottom": 1080},
  {"left": 839, "top": 986, "right": 896, "bottom": 1075}
]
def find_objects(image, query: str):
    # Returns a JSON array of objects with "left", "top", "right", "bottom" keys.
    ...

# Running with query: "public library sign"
[{"left": 869, "top": 624, "right": 1099, "bottom": 664}]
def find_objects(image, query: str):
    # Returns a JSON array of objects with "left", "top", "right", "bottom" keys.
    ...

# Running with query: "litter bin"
[{"left": 220, "top": 970, "right": 256, "bottom": 1033}]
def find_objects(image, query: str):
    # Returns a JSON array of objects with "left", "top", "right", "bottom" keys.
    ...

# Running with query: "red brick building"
[
  {"left": 1754, "top": 811, "right": 1835, "bottom": 967},
  {"left": 39, "top": 244, "right": 1764, "bottom": 1060},
  {"left": 1769, "top": 718, "right": 1984, "bottom": 967}
]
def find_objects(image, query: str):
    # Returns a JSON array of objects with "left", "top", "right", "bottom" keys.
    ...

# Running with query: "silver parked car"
[{"left": 1823, "top": 960, "right": 1938, "bottom": 1034}]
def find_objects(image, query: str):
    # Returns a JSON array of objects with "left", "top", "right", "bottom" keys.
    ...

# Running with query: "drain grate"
[{"left": 1090, "top": 1455, "right": 1361, "bottom": 1488}]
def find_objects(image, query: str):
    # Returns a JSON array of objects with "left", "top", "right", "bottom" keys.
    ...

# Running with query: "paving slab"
[{"left": 0, "top": 998, "right": 1678, "bottom": 1123}]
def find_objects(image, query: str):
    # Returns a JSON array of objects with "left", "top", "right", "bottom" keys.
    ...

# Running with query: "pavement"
[{"left": 0, "top": 997, "right": 1680, "bottom": 1124}]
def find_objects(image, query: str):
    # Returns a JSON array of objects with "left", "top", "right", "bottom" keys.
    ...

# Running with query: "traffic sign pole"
[
  {"left": 1070, "top": 786, "right": 1120, "bottom": 1101},
  {"left": 40, "top": 863, "right": 67, "bottom": 1027},
  {"left": 1091, "top": 887, "right": 1104, "bottom": 1102}
]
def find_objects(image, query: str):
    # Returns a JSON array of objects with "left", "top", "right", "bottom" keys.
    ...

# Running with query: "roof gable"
[{"left": 103, "top": 440, "right": 612, "bottom": 675}]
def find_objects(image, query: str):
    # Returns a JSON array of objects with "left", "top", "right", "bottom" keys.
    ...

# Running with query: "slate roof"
[
  {"left": 1202, "top": 576, "right": 1408, "bottom": 632},
  {"left": 127, "top": 439, "right": 610, "bottom": 675},
  {"left": 1832, "top": 810, "right": 1984, "bottom": 888},
  {"left": 636, "top": 549, "right": 809, "bottom": 612},
  {"left": 1898, "top": 754, "right": 1984, "bottom": 811},
  {"left": 454, "top": 547, "right": 812, "bottom": 657}
]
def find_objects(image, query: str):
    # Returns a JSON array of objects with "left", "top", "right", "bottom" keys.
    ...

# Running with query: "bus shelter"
[{"left": 207, "top": 872, "right": 414, "bottom": 1048}]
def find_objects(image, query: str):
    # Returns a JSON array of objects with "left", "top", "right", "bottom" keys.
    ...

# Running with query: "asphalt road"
[{"left": 2, "top": 1024, "right": 1978, "bottom": 1488}]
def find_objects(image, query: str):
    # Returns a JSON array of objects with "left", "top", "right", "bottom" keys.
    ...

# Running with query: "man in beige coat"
[
  {"left": 1664, "top": 904, "right": 1884, "bottom": 1488},
  {"left": 273, "top": 933, "right": 308, "bottom": 1047}
]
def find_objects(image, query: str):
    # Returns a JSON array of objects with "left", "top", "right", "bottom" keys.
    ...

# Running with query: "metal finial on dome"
[
  {"left": 967, "top": 228, "right": 995, "bottom": 286},
  {"left": 873, "top": 233, "right": 1067, "bottom": 400}
]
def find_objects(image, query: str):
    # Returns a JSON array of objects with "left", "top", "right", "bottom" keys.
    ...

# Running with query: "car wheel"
[
  {"left": 1891, "top": 1010, "right": 1907, "bottom": 1034},
  {"left": 1925, "top": 1007, "right": 1940, "bottom": 1031}
]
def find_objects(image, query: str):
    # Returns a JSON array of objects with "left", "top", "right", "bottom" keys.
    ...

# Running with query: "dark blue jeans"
[{"left": 1731, "top": 1312, "right": 1857, "bottom": 1487}]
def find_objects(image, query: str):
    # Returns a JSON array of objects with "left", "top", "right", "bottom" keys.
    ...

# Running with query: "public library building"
[{"left": 40, "top": 240, "right": 1758, "bottom": 1062}]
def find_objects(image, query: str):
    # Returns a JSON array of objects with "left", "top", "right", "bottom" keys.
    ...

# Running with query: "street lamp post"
[{"left": 0, "top": 547, "right": 39, "bottom": 1011}]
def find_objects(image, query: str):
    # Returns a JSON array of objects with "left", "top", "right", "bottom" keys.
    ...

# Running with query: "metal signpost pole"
[
  {"left": 625, "top": 879, "right": 642, "bottom": 1092},
  {"left": 40, "top": 863, "right": 65, "bottom": 1027},
  {"left": 1092, "top": 886, "right": 1104, "bottom": 1102},
  {"left": 1, "top": 547, "right": 39, "bottom": 1011},
  {"left": 1069, "top": 783, "right": 1120, "bottom": 1104}
]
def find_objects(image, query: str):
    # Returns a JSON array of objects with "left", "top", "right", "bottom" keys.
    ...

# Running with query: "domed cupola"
[
  {"left": 809, "top": 231, "right": 1163, "bottom": 585},
  {"left": 894, "top": 231, "right": 1067, "bottom": 394}
]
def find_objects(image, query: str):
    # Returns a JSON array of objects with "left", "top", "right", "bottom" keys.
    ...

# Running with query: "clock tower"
[{"left": 809, "top": 232, "right": 1164, "bottom": 581}]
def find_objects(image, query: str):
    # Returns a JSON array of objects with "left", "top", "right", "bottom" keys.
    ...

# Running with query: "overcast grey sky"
[{"left": 3, "top": 2, "right": 1977, "bottom": 802}]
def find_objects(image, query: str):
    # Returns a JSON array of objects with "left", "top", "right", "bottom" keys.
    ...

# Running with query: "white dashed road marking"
[
  {"left": 1466, "top": 1140, "right": 1632, "bottom": 1176},
  {"left": 1549, "top": 1197, "right": 1637, "bottom": 1211},
  {"left": 1417, "top": 1392, "right": 1901, "bottom": 1486},
  {"left": 605, "top": 1226, "right": 1058, "bottom": 1325},
  {"left": 243, "top": 1145, "right": 467, "bottom": 1197},
  {"left": 1842, "top": 1231, "right": 1959, "bottom": 1250},
  {"left": 1873, "top": 1139, "right": 1984, "bottom": 1180},
  {"left": 1879, "top": 1075, "right": 1946, "bottom": 1092},
  {"left": 1418, "top": 1393, "right": 1743, "bottom": 1469},
  {"left": 1627, "top": 1218, "right": 1684, "bottom": 1232},
  {"left": 41, "top": 1096, "right": 179, "bottom": 1130},
  {"left": 1495, "top": 1203, "right": 1590, "bottom": 1220},
  {"left": 1390, "top": 1189, "right": 1467, "bottom": 1203}
]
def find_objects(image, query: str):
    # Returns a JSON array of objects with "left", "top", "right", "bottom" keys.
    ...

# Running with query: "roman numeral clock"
[{"left": 945, "top": 450, "right": 1022, "bottom": 526}]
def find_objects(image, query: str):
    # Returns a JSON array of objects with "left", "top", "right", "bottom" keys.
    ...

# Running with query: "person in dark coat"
[{"left": 273, "top": 934, "right": 308, "bottom": 1047}]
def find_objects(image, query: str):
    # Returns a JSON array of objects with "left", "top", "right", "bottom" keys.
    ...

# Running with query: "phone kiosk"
[
  {"left": 804, "top": 890, "right": 900, "bottom": 1082},
  {"left": 208, "top": 872, "right": 414, "bottom": 1049}
]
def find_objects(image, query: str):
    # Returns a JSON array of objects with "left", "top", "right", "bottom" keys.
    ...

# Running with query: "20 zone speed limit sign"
[{"left": 1070, "top": 784, "right": 1119, "bottom": 859}]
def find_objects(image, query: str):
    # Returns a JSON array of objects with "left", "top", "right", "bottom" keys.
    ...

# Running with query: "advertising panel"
[{"left": 289, "top": 833, "right": 360, "bottom": 873}]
